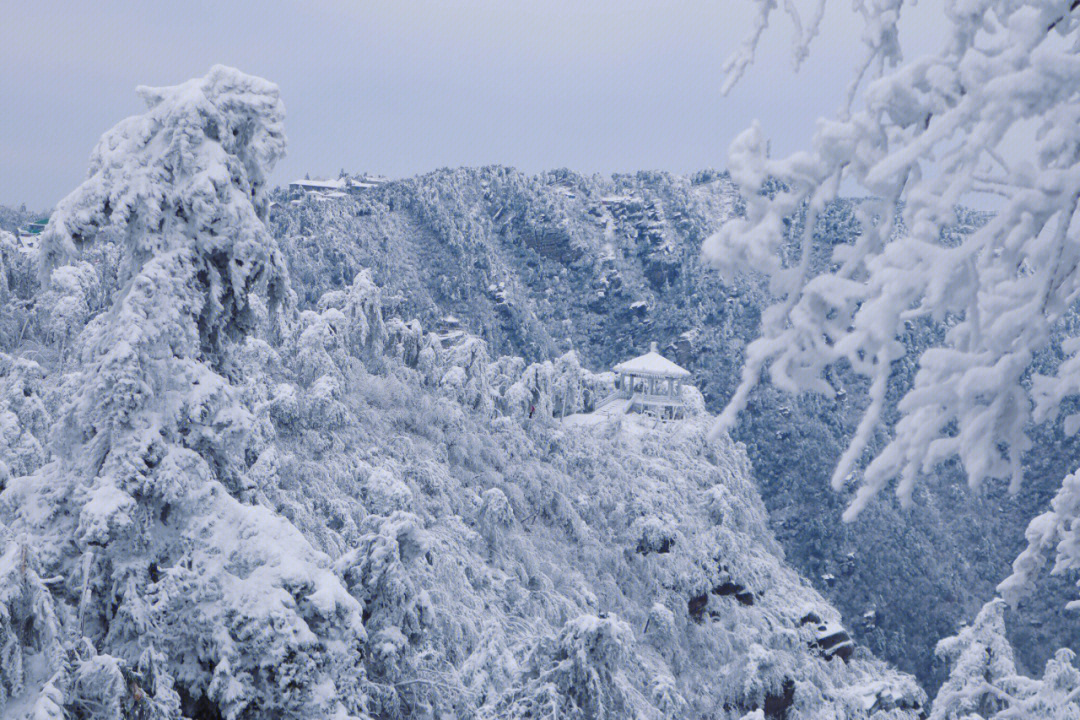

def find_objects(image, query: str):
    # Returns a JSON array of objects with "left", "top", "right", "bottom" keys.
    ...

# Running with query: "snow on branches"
[
  {"left": 931, "top": 598, "right": 1080, "bottom": 719},
  {"left": 0, "top": 67, "right": 367, "bottom": 719},
  {"left": 38, "top": 64, "right": 291, "bottom": 357},
  {"left": 707, "top": 0, "right": 1080, "bottom": 601}
]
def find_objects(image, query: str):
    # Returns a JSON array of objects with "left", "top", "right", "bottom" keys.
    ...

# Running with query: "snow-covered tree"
[
  {"left": 0, "top": 541, "right": 63, "bottom": 713},
  {"left": 707, "top": 0, "right": 1080, "bottom": 604},
  {"left": 930, "top": 599, "right": 1016, "bottom": 719},
  {"left": 0, "top": 66, "right": 366, "bottom": 719},
  {"left": 930, "top": 598, "right": 1080, "bottom": 718},
  {"left": 1008, "top": 648, "right": 1080, "bottom": 719},
  {"left": 551, "top": 350, "right": 585, "bottom": 419},
  {"left": 0, "top": 354, "right": 50, "bottom": 484},
  {"left": 41, "top": 261, "right": 99, "bottom": 365},
  {"left": 491, "top": 613, "right": 637, "bottom": 720}
]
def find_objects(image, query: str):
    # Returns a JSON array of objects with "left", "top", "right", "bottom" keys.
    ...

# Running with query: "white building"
[
  {"left": 288, "top": 175, "right": 389, "bottom": 197},
  {"left": 612, "top": 342, "right": 691, "bottom": 419}
]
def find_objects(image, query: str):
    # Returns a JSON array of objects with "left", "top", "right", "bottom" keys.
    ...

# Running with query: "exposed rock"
[
  {"left": 687, "top": 593, "right": 708, "bottom": 623},
  {"left": 811, "top": 621, "right": 855, "bottom": 662},
  {"left": 763, "top": 678, "right": 795, "bottom": 720},
  {"left": 712, "top": 580, "right": 755, "bottom": 606}
]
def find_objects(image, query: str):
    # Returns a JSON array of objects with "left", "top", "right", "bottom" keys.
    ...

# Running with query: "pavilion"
[{"left": 612, "top": 342, "right": 692, "bottom": 420}]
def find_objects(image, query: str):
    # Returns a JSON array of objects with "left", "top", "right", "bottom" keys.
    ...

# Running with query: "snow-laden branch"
[{"left": 709, "top": 0, "right": 1080, "bottom": 602}]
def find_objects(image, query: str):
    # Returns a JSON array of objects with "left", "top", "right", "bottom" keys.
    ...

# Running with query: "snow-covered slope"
[
  {"left": 0, "top": 274, "right": 928, "bottom": 718},
  {"left": 267, "top": 167, "right": 1080, "bottom": 691},
  {"left": 0, "top": 68, "right": 926, "bottom": 720}
]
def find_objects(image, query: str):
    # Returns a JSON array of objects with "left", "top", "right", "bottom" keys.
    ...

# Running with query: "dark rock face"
[
  {"left": 764, "top": 678, "right": 795, "bottom": 720},
  {"left": 712, "top": 581, "right": 755, "bottom": 606},
  {"left": 811, "top": 624, "right": 855, "bottom": 662},
  {"left": 688, "top": 593, "right": 708, "bottom": 623},
  {"left": 800, "top": 612, "right": 855, "bottom": 662},
  {"left": 525, "top": 226, "right": 583, "bottom": 264},
  {"left": 669, "top": 332, "right": 696, "bottom": 369},
  {"left": 636, "top": 535, "right": 674, "bottom": 555}
]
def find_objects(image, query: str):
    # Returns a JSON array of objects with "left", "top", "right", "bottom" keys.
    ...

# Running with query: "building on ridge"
[{"left": 612, "top": 342, "right": 692, "bottom": 420}]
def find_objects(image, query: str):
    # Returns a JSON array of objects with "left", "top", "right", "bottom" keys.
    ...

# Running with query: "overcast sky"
[{"left": 1, "top": 1, "right": 939, "bottom": 210}]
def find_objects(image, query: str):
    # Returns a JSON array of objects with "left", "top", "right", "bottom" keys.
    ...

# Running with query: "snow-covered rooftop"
[
  {"left": 290, "top": 178, "right": 348, "bottom": 190},
  {"left": 289, "top": 175, "right": 389, "bottom": 193},
  {"left": 613, "top": 343, "right": 691, "bottom": 379}
]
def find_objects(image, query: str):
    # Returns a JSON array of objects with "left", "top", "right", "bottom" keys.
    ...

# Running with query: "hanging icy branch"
[{"left": 708, "top": 0, "right": 1080, "bottom": 602}]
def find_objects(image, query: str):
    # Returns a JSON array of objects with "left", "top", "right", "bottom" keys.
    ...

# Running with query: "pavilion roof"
[{"left": 613, "top": 345, "right": 691, "bottom": 379}]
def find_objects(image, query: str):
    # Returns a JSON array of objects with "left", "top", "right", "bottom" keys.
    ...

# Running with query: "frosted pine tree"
[
  {"left": 930, "top": 598, "right": 1080, "bottom": 718},
  {"left": 930, "top": 599, "right": 1016, "bottom": 719},
  {"left": 1007, "top": 648, "right": 1080, "bottom": 719},
  {"left": 41, "top": 261, "right": 99, "bottom": 367},
  {"left": 0, "top": 354, "right": 50, "bottom": 483},
  {"left": 0, "top": 67, "right": 367, "bottom": 719}
]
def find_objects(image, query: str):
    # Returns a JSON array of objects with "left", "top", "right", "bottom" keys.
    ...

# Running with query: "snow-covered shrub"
[
  {"left": 363, "top": 467, "right": 414, "bottom": 515},
  {"left": 492, "top": 613, "right": 636, "bottom": 720},
  {"left": 294, "top": 308, "right": 349, "bottom": 386},
  {"left": 633, "top": 514, "right": 679, "bottom": 555},
  {"left": 384, "top": 317, "right": 427, "bottom": 368},
  {"left": 0, "top": 354, "right": 50, "bottom": 483},
  {"left": 0, "top": 542, "right": 62, "bottom": 716},
  {"left": 317, "top": 268, "right": 387, "bottom": 359},
  {"left": 478, "top": 487, "right": 515, "bottom": 545},
  {"left": 439, "top": 336, "right": 492, "bottom": 413}
]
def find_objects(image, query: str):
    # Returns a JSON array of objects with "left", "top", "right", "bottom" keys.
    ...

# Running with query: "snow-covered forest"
[
  {"left": 6, "top": 0, "right": 1080, "bottom": 717},
  {"left": 0, "top": 67, "right": 936, "bottom": 719},
  {"left": 261, "top": 158, "right": 1080, "bottom": 692}
]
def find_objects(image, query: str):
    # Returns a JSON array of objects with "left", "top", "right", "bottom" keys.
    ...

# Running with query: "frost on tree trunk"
[{"left": 0, "top": 66, "right": 365, "bottom": 720}]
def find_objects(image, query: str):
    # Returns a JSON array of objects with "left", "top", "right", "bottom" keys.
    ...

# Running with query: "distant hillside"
[{"left": 267, "top": 167, "right": 1080, "bottom": 691}]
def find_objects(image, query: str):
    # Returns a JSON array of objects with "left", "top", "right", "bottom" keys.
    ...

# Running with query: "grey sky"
[{"left": 1, "top": 1, "right": 935, "bottom": 209}]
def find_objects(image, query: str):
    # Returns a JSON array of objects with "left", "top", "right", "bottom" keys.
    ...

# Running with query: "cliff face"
[{"left": 224, "top": 316, "right": 929, "bottom": 718}]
